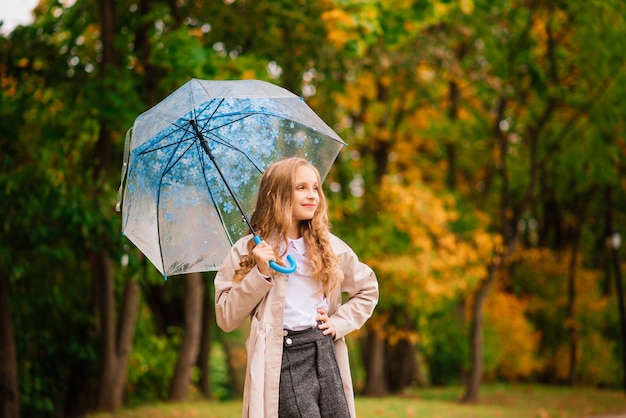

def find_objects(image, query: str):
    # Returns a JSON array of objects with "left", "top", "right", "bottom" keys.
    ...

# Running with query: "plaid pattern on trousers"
[{"left": 278, "top": 326, "right": 351, "bottom": 418}]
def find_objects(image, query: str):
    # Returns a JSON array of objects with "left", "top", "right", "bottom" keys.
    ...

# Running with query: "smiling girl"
[{"left": 214, "top": 156, "right": 378, "bottom": 418}]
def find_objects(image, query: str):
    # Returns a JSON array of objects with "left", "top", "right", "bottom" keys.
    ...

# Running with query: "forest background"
[{"left": 1, "top": 0, "right": 626, "bottom": 417}]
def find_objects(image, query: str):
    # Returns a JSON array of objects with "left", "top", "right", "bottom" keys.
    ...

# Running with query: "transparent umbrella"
[{"left": 115, "top": 79, "right": 346, "bottom": 278}]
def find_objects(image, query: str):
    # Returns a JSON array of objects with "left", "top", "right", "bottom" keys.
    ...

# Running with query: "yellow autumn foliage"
[
  {"left": 504, "top": 247, "right": 617, "bottom": 384},
  {"left": 240, "top": 69, "right": 257, "bottom": 80},
  {"left": 363, "top": 311, "right": 419, "bottom": 346},
  {"left": 460, "top": 0, "right": 475, "bottom": 15},
  {"left": 484, "top": 289, "right": 540, "bottom": 381},
  {"left": 330, "top": 73, "right": 378, "bottom": 114},
  {"left": 367, "top": 177, "right": 497, "bottom": 318},
  {"left": 321, "top": 8, "right": 358, "bottom": 50},
  {"left": 578, "top": 332, "right": 617, "bottom": 386}
]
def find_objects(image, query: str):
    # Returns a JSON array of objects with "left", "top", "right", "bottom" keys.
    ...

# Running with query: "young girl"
[{"left": 214, "top": 157, "right": 378, "bottom": 418}]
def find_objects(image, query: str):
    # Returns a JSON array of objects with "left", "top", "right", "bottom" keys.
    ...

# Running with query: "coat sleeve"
[
  {"left": 214, "top": 236, "right": 274, "bottom": 332},
  {"left": 330, "top": 236, "right": 379, "bottom": 340}
]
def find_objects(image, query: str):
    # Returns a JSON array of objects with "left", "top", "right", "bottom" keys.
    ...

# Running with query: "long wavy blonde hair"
[{"left": 234, "top": 157, "right": 341, "bottom": 294}]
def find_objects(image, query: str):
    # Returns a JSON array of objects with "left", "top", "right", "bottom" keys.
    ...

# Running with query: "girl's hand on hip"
[{"left": 316, "top": 308, "right": 336, "bottom": 338}]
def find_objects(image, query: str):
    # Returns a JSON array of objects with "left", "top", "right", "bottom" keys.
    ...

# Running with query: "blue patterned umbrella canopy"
[{"left": 116, "top": 79, "right": 346, "bottom": 277}]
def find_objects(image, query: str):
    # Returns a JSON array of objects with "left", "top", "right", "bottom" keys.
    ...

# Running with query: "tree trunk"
[
  {"left": 169, "top": 272, "right": 204, "bottom": 401},
  {"left": 0, "top": 271, "right": 19, "bottom": 418},
  {"left": 144, "top": 283, "right": 184, "bottom": 335},
  {"left": 610, "top": 241, "right": 626, "bottom": 394},
  {"left": 459, "top": 77, "right": 540, "bottom": 402},
  {"left": 114, "top": 279, "right": 141, "bottom": 405},
  {"left": 94, "top": 0, "right": 139, "bottom": 410},
  {"left": 566, "top": 242, "right": 579, "bottom": 386},
  {"left": 385, "top": 311, "right": 418, "bottom": 392},
  {"left": 462, "top": 96, "right": 510, "bottom": 404},
  {"left": 605, "top": 186, "right": 626, "bottom": 393},
  {"left": 461, "top": 264, "right": 496, "bottom": 403},
  {"left": 566, "top": 221, "right": 584, "bottom": 385},
  {"left": 445, "top": 79, "right": 459, "bottom": 190},
  {"left": 95, "top": 251, "right": 141, "bottom": 411},
  {"left": 363, "top": 330, "right": 387, "bottom": 396},
  {"left": 386, "top": 339, "right": 417, "bottom": 392},
  {"left": 565, "top": 191, "right": 592, "bottom": 385},
  {"left": 95, "top": 251, "right": 116, "bottom": 410},
  {"left": 197, "top": 278, "right": 214, "bottom": 398}
]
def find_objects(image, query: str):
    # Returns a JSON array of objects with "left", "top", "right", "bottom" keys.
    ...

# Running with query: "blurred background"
[{"left": 1, "top": 0, "right": 626, "bottom": 417}]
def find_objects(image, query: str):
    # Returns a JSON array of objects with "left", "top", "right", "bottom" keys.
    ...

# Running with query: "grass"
[{"left": 88, "top": 384, "right": 626, "bottom": 418}]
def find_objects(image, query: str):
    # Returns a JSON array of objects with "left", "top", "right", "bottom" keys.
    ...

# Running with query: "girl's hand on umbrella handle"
[
  {"left": 252, "top": 235, "right": 298, "bottom": 274},
  {"left": 251, "top": 240, "right": 274, "bottom": 276},
  {"left": 316, "top": 308, "right": 336, "bottom": 338}
]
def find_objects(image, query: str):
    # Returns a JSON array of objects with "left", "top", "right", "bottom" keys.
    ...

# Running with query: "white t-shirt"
[{"left": 282, "top": 237, "right": 328, "bottom": 331}]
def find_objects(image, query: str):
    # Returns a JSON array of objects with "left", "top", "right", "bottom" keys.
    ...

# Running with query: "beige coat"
[{"left": 215, "top": 233, "right": 379, "bottom": 418}]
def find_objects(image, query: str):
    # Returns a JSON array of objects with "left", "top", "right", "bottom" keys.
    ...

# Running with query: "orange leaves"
[
  {"left": 187, "top": 27, "right": 205, "bottom": 39},
  {"left": 368, "top": 256, "right": 424, "bottom": 309},
  {"left": 381, "top": 179, "right": 450, "bottom": 239},
  {"left": 0, "top": 69, "right": 19, "bottom": 98},
  {"left": 320, "top": 1, "right": 383, "bottom": 59},
  {"left": 502, "top": 247, "right": 618, "bottom": 385},
  {"left": 388, "top": 327, "right": 419, "bottom": 347},
  {"left": 332, "top": 71, "right": 378, "bottom": 116},
  {"left": 240, "top": 70, "right": 257, "bottom": 80},
  {"left": 474, "top": 228, "right": 500, "bottom": 249},
  {"left": 369, "top": 177, "right": 497, "bottom": 312},
  {"left": 321, "top": 8, "right": 358, "bottom": 50},
  {"left": 460, "top": 0, "right": 475, "bottom": 15},
  {"left": 363, "top": 312, "right": 419, "bottom": 346},
  {"left": 484, "top": 290, "right": 540, "bottom": 380}
]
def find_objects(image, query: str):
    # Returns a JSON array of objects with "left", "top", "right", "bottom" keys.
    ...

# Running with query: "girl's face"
[{"left": 291, "top": 165, "right": 320, "bottom": 223}]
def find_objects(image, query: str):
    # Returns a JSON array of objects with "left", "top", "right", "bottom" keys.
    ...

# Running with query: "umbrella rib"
[
  {"left": 161, "top": 138, "right": 198, "bottom": 178},
  {"left": 139, "top": 111, "right": 278, "bottom": 160},
  {"left": 195, "top": 97, "right": 245, "bottom": 134},
  {"left": 199, "top": 113, "right": 253, "bottom": 133},
  {"left": 195, "top": 139, "right": 237, "bottom": 247},
  {"left": 200, "top": 108, "right": 346, "bottom": 145},
  {"left": 137, "top": 137, "right": 194, "bottom": 156},
  {"left": 136, "top": 104, "right": 218, "bottom": 156},
  {"left": 194, "top": 94, "right": 287, "bottom": 137},
  {"left": 199, "top": 110, "right": 296, "bottom": 136},
  {"left": 154, "top": 131, "right": 192, "bottom": 277},
  {"left": 153, "top": 122, "right": 207, "bottom": 275},
  {"left": 191, "top": 97, "right": 265, "bottom": 174},
  {"left": 205, "top": 131, "right": 265, "bottom": 174},
  {"left": 198, "top": 97, "right": 224, "bottom": 122},
  {"left": 191, "top": 119, "right": 257, "bottom": 236},
  {"left": 136, "top": 131, "right": 195, "bottom": 156},
  {"left": 192, "top": 107, "right": 268, "bottom": 175}
]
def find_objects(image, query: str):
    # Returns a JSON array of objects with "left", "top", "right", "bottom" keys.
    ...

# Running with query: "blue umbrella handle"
[{"left": 253, "top": 235, "right": 298, "bottom": 274}]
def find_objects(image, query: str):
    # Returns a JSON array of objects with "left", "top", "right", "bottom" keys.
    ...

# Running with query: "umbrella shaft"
[{"left": 190, "top": 119, "right": 256, "bottom": 235}]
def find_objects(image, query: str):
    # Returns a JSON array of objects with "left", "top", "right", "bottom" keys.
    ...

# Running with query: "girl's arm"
[
  {"left": 330, "top": 242, "right": 379, "bottom": 340},
  {"left": 214, "top": 238, "right": 273, "bottom": 332}
]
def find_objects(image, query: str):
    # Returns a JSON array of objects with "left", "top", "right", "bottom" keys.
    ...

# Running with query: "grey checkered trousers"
[{"left": 278, "top": 326, "right": 351, "bottom": 418}]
